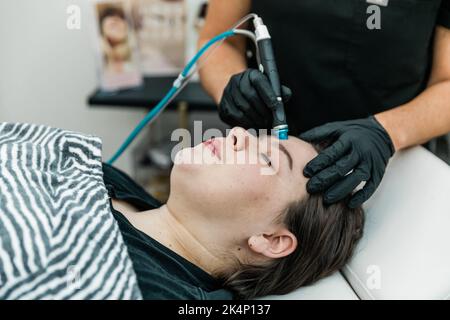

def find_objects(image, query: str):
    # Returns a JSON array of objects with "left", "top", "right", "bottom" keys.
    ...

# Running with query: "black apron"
[{"left": 251, "top": 0, "right": 444, "bottom": 135}]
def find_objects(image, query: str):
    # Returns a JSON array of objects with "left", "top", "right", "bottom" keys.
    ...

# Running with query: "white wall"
[{"left": 0, "top": 0, "right": 147, "bottom": 174}]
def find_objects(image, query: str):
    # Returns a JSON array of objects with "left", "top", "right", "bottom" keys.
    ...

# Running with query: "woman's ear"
[{"left": 248, "top": 228, "right": 297, "bottom": 259}]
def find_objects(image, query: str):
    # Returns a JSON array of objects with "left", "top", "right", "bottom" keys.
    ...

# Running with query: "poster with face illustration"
[
  {"left": 132, "top": 0, "right": 187, "bottom": 76},
  {"left": 93, "top": 0, "right": 143, "bottom": 91}
]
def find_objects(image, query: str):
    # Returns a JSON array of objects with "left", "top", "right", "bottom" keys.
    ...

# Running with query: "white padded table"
[{"left": 262, "top": 146, "right": 450, "bottom": 300}]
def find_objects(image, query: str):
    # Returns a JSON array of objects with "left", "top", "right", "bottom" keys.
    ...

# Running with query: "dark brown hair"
[{"left": 222, "top": 143, "right": 365, "bottom": 299}]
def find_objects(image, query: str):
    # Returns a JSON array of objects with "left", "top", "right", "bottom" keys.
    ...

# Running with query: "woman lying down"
[{"left": 104, "top": 126, "right": 364, "bottom": 299}]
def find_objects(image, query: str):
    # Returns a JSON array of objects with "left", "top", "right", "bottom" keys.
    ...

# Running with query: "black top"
[
  {"left": 102, "top": 163, "right": 233, "bottom": 300},
  {"left": 251, "top": 0, "right": 450, "bottom": 135}
]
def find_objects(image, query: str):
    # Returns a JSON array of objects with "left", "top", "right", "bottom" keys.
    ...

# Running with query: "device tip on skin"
[
  {"left": 278, "top": 128, "right": 289, "bottom": 140},
  {"left": 273, "top": 125, "right": 289, "bottom": 140}
]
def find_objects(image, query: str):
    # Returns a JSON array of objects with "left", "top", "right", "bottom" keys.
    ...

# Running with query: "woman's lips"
[{"left": 203, "top": 138, "right": 221, "bottom": 160}]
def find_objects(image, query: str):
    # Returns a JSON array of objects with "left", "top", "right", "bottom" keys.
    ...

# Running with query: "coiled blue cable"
[{"left": 107, "top": 30, "right": 236, "bottom": 165}]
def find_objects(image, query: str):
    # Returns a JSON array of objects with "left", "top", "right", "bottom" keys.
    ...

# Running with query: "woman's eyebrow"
[{"left": 278, "top": 143, "right": 293, "bottom": 171}]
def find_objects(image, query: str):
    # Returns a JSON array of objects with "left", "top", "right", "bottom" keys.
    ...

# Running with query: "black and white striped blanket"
[{"left": 0, "top": 122, "right": 141, "bottom": 299}]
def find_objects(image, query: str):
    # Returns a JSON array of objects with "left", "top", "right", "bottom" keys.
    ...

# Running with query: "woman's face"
[
  {"left": 171, "top": 127, "right": 318, "bottom": 237},
  {"left": 102, "top": 14, "right": 128, "bottom": 43}
]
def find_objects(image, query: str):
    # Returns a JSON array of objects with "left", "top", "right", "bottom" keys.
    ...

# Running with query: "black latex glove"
[
  {"left": 299, "top": 116, "right": 395, "bottom": 208},
  {"left": 219, "top": 69, "right": 292, "bottom": 129}
]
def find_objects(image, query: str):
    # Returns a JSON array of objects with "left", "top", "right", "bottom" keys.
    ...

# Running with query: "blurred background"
[
  {"left": 0, "top": 0, "right": 144, "bottom": 173},
  {"left": 0, "top": 0, "right": 224, "bottom": 202}
]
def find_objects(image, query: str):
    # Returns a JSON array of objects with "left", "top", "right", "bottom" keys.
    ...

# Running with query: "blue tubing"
[
  {"left": 182, "top": 30, "right": 235, "bottom": 77},
  {"left": 106, "top": 86, "right": 178, "bottom": 165},
  {"left": 107, "top": 30, "right": 236, "bottom": 165}
]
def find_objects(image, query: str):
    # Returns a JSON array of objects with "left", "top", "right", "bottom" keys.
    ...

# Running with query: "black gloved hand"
[
  {"left": 299, "top": 116, "right": 395, "bottom": 208},
  {"left": 219, "top": 69, "right": 292, "bottom": 129}
]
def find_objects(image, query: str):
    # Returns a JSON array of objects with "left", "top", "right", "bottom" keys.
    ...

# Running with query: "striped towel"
[{"left": 0, "top": 122, "right": 142, "bottom": 299}]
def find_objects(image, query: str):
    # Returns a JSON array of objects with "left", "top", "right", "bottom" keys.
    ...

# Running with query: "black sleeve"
[
  {"left": 102, "top": 162, "right": 162, "bottom": 209},
  {"left": 437, "top": 0, "right": 450, "bottom": 29}
]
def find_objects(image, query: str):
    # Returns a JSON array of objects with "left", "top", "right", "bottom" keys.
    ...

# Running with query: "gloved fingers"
[
  {"left": 247, "top": 70, "right": 280, "bottom": 111},
  {"left": 239, "top": 74, "right": 273, "bottom": 127},
  {"left": 348, "top": 177, "right": 379, "bottom": 208},
  {"left": 219, "top": 95, "right": 255, "bottom": 129},
  {"left": 303, "top": 138, "right": 351, "bottom": 178},
  {"left": 299, "top": 122, "right": 338, "bottom": 143},
  {"left": 281, "top": 85, "right": 292, "bottom": 103},
  {"left": 227, "top": 112, "right": 255, "bottom": 130},
  {"left": 231, "top": 81, "right": 267, "bottom": 128},
  {"left": 306, "top": 151, "right": 359, "bottom": 194},
  {"left": 323, "top": 165, "right": 370, "bottom": 204},
  {"left": 347, "top": 165, "right": 383, "bottom": 208}
]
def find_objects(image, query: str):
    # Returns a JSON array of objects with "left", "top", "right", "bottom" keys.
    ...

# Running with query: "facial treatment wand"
[{"left": 253, "top": 17, "right": 289, "bottom": 140}]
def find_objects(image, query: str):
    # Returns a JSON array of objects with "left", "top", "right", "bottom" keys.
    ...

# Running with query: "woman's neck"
[{"left": 124, "top": 204, "right": 230, "bottom": 276}]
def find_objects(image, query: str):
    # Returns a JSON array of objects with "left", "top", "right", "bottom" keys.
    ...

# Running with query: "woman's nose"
[{"left": 228, "top": 127, "right": 250, "bottom": 151}]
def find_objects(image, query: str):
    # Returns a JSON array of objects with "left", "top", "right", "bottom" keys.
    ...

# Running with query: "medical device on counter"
[{"left": 107, "top": 14, "right": 288, "bottom": 165}]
